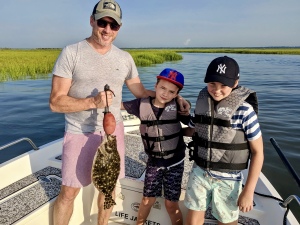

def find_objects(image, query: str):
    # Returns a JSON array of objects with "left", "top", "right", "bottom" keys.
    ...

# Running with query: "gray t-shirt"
[{"left": 52, "top": 40, "right": 139, "bottom": 133}]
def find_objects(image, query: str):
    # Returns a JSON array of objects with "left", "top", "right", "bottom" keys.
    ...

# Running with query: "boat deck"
[
  {"left": 0, "top": 131, "right": 261, "bottom": 225},
  {"left": 0, "top": 167, "right": 61, "bottom": 225}
]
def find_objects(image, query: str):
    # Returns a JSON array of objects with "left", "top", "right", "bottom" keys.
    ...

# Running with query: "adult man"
[{"left": 49, "top": 0, "right": 190, "bottom": 224}]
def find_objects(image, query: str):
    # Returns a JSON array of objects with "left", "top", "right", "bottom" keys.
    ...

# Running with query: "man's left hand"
[{"left": 177, "top": 95, "right": 191, "bottom": 115}]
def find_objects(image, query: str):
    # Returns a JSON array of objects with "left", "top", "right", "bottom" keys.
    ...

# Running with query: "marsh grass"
[
  {"left": 0, "top": 49, "right": 61, "bottom": 82},
  {"left": 127, "top": 50, "right": 182, "bottom": 67},
  {"left": 0, "top": 48, "right": 299, "bottom": 82},
  {"left": 0, "top": 49, "right": 182, "bottom": 82}
]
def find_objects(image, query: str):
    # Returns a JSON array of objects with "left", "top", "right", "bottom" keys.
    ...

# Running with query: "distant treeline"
[
  {"left": 1, "top": 48, "right": 299, "bottom": 82},
  {"left": 174, "top": 48, "right": 300, "bottom": 55},
  {"left": 125, "top": 47, "right": 300, "bottom": 55}
]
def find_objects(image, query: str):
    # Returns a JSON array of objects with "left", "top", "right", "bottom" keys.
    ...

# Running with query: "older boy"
[{"left": 184, "top": 56, "right": 264, "bottom": 225}]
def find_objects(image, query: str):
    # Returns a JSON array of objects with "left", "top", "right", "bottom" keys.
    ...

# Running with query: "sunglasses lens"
[
  {"left": 97, "top": 19, "right": 120, "bottom": 31},
  {"left": 110, "top": 23, "right": 120, "bottom": 31},
  {"left": 97, "top": 20, "right": 107, "bottom": 28}
]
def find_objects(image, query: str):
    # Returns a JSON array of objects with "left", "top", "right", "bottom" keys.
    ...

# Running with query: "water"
[{"left": 1, "top": 53, "right": 300, "bottom": 220}]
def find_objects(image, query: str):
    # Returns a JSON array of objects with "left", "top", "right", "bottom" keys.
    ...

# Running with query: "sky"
[{"left": 1, "top": 0, "right": 300, "bottom": 49}]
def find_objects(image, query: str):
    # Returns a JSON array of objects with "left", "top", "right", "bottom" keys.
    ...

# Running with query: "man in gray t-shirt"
[{"left": 49, "top": 0, "right": 190, "bottom": 224}]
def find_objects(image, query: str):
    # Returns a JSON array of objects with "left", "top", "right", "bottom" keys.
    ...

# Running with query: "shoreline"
[{"left": 1, "top": 48, "right": 300, "bottom": 82}]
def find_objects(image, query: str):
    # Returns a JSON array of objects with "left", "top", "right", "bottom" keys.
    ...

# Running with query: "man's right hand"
[{"left": 92, "top": 91, "right": 113, "bottom": 109}]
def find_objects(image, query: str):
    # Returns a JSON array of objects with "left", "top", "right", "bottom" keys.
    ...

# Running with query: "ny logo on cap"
[
  {"left": 168, "top": 70, "right": 178, "bottom": 81},
  {"left": 217, "top": 64, "right": 226, "bottom": 74}
]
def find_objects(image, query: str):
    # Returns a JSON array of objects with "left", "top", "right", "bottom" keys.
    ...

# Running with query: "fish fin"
[{"left": 103, "top": 194, "right": 117, "bottom": 210}]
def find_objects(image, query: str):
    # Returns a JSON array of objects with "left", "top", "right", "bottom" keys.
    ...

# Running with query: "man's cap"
[
  {"left": 157, "top": 68, "right": 184, "bottom": 89},
  {"left": 204, "top": 56, "right": 240, "bottom": 87},
  {"left": 92, "top": 0, "right": 122, "bottom": 25}
]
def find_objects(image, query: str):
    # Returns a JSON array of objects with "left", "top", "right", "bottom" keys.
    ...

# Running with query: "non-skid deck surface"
[
  {"left": 124, "top": 133, "right": 147, "bottom": 179},
  {"left": 0, "top": 166, "right": 61, "bottom": 225}
]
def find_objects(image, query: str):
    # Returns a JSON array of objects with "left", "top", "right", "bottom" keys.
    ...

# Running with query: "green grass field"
[
  {"left": 0, "top": 49, "right": 61, "bottom": 82},
  {"left": 1, "top": 48, "right": 299, "bottom": 82}
]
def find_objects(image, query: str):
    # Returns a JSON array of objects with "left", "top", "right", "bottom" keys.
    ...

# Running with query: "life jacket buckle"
[{"left": 159, "top": 136, "right": 165, "bottom": 141}]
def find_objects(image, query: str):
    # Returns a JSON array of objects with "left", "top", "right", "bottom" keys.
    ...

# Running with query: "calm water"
[{"left": 1, "top": 53, "right": 300, "bottom": 220}]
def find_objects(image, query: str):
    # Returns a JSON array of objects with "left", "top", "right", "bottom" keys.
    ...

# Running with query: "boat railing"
[
  {"left": 270, "top": 137, "right": 300, "bottom": 188},
  {"left": 269, "top": 138, "right": 300, "bottom": 224},
  {"left": 280, "top": 195, "right": 300, "bottom": 208},
  {"left": 0, "top": 137, "right": 39, "bottom": 151}
]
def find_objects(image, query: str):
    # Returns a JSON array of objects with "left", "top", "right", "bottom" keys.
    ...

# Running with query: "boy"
[
  {"left": 121, "top": 68, "right": 189, "bottom": 225},
  {"left": 183, "top": 56, "right": 264, "bottom": 225}
]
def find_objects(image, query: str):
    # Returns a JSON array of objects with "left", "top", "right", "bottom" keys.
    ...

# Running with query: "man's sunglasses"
[{"left": 96, "top": 19, "right": 120, "bottom": 31}]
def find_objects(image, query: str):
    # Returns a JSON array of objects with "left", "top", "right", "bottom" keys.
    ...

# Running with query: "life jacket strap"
[
  {"left": 146, "top": 149, "right": 177, "bottom": 158},
  {"left": 194, "top": 134, "right": 248, "bottom": 150},
  {"left": 141, "top": 119, "right": 178, "bottom": 127},
  {"left": 194, "top": 115, "right": 231, "bottom": 127},
  {"left": 193, "top": 157, "right": 248, "bottom": 170},
  {"left": 141, "top": 132, "right": 180, "bottom": 142}
]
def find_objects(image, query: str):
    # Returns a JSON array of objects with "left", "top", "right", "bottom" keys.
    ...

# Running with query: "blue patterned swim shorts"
[{"left": 143, "top": 160, "right": 184, "bottom": 202}]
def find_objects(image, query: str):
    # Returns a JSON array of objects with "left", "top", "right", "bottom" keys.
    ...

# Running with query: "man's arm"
[
  {"left": 176, "top": 96, "right": 191, "bottom": 115},
  {"left": 49, "top": 75, "right": 112, "bottom": 113},
  {"left": 125, "top": 77, "right": 190, "bottom": 115},
  {"left": 125, "top": 76, "right": 155, "bottom": 98}
]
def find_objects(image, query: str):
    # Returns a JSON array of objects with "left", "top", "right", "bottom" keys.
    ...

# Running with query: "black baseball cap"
[{"left": 204, "top": 56, "right": 240, "bottom": 87}]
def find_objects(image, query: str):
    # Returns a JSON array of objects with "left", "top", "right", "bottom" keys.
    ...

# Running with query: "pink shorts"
[{"left": 61, "top": 122, "right": 125, "bottom": 188}]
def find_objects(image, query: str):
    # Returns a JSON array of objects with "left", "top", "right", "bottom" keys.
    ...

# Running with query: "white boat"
[{"left": 0, "top": 111, "right": 299, "bottom": 225}]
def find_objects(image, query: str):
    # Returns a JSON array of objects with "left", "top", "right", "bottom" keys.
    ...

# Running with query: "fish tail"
[{"left": 103, "top": 195, "right": 117, "bottom": 210}]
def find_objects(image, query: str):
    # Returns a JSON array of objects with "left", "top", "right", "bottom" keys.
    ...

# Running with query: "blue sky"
[{"left": 1, "top": 0, "right": 299, "bottom": 49}]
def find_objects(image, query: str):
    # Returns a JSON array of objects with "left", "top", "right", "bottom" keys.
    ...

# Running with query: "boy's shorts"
[
  {"left": 184, "top": 164, "right": 242, "bottom": 223},
  {"left": 61, "top": 122, "right": 125, "bottom": 188},
  {"left": 143, "top": 160, "right": 184, "bottom": 202}
]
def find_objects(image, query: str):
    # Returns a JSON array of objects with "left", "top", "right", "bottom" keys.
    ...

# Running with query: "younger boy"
[
  {"left": 121, "top": 68, "right": 189, "bottom": 225},
  {"left": 184, "top": 56, "right": 264, "bottom": 225}
]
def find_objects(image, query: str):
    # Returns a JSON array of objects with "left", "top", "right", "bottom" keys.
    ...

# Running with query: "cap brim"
[
  {"left": 157, "top": 76, "right": 183, "bottom": 89},
  {"left": 204, "top": 74, "right": 236, "bottom": 87},
  {"left": 94, "top": 12, "right": 122, "bottom": 25}
]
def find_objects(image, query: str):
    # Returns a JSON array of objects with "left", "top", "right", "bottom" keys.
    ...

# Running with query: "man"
[{"left": 49, "top": 0, "right": 190, "bottom": 224}]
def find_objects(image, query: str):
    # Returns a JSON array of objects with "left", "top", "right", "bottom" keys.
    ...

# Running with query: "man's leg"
[
  {"left": 97, "top": 190, "right": 116, "bottom": 225},
  {"left": 53, "top": 185, "right": 80, "bottom": 225}
]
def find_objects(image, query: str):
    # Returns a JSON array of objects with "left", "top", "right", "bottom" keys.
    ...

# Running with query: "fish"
[{"left": 91, "top": 134, "right": 120, "bottom": 209}]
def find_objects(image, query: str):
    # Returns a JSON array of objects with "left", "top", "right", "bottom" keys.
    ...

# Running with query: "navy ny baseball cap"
[{"left": 204, "top": 56, "right": 240, "bottom": 87}]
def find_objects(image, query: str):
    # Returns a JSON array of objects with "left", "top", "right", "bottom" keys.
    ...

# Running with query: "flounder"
[{"left": 92, "top": 134, "right": 120, "bottom": 209}]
